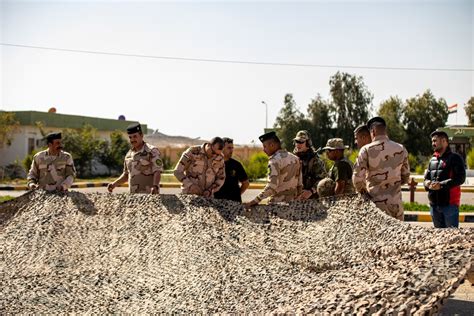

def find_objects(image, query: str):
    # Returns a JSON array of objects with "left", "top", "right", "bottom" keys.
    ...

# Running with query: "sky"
[{"left": 1, "top": 0, "right": 473, "bottom": 144}]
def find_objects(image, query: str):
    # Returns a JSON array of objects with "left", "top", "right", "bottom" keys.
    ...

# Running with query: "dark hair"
[
  {"left": 210, "top": 137, "right": 225, "bottom": 149},
  {"left": 354, "top": 124, "right": 370, "bottom": 136},
  {"left": 222, "top": 137, "right": 233, "bottom": 144}
]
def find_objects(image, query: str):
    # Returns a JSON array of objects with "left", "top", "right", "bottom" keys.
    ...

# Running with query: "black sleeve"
[
  {"left": 236, "top": 161, "right": 248, "bottom": 182},
  {"left": 424, "top": 158, "right": 432, "bottom": 191},
  {"left": 440, "top": 154, "right": 466, "bottom": 188}
]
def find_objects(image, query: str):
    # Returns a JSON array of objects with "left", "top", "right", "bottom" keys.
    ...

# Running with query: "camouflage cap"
[
  {"left": 322, "top": 138, "right": 348, "bottom": 150},
  {"left": 294, "top": 130, "right": 310, "bottom": 142},
  {"left": 127, "top": 123, "right": 142, "bottom": 134}
]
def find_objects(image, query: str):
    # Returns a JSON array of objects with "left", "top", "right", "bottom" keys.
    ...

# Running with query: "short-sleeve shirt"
[
  {"left": 328, "top": 158, "right": 355, "bottom": 194},
  {"left": 214, "top": 158, "right": 248, "bottom": 202}
]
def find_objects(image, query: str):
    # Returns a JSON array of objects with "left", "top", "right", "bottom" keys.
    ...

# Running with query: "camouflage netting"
[{"left": 0, "top": 191, "right": 472, "bottom": 314}]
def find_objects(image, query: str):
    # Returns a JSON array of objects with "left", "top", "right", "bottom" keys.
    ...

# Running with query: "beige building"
[{"left": 0, "top": 111, "right": 146, "bottom": 167}]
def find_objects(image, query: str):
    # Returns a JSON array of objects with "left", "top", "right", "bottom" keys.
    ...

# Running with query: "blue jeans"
[{"left": 430, "top": 205, "right": 459, "bottom": 228}]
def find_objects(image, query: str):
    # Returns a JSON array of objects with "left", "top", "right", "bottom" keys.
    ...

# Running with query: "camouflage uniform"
[
  {"left": 317, "top": 177, "right": 336, "bottom": 198},
  {"left": 252, "top": 149, "right": 303, "bottom": 204},
  {"left": 294, "top": 149, "right": 327, "bottom": 198},
  {"left": 123, "top": 143, "right": 163, "bottom": 193},
  {"left": 174, "top": 144, "right": 225, "bottom": 196},
  {"left": 328, "top": 157, "right": 355, "bottom": 194},
  {"left": 352, "top": 135, "right": 410, "bottom": 220},
  {"left": 27, "top": 150, "right": 76, "bottom": 191}
]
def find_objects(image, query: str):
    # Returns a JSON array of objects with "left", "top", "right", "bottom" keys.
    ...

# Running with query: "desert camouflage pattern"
[
  {"left": 253, "top": 149, "right": 302, "bottom": 203},
  {"left": 174, "top": 144, "right": 225, "bottom": 196},
  {"left": 123, "top": 143, "right": 163, "bottom": 193},
  {"left": 317, "top": 177, "right": 336, "bottom": 198},
  {"left": 352, "top": 135, "right": 410, "bottom": 219},
  {"left": 27, "top": 150, "right": 76, "bottom": 191}
]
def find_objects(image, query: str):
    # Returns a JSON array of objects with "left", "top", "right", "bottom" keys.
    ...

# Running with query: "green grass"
[
  {"left": 0, "top": 196, "right": 14, "bottom": 203},
  {"left": 404, "top": 202, "right": 474, "bottom": 213}
]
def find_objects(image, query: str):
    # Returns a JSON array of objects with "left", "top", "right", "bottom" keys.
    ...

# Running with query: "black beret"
[
  {"left": 259, "top": 131, "right": 279, "bottom": 143},
  {"left": 367, "top": 116, "right": 386, "bottom": 129},
  {"left": 45, "top": 132, "right": 61, "bottom": 142},
  {"left": 126, "top": 123, "right": 142, "bottom": 134},
  {"left": 430, "top": 130, "right": 449, "bottom": 139}
]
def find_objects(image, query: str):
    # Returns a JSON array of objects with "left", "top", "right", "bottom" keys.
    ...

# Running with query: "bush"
[
  {"left": 23, "top": 149, "right": 42, "bottom": 173},
  {"left": 467, "top": 149, "right": 474, "bottom": 169},
  {"left": 347, "top": 149, "right": 359, "bottom": 164},
  {"left": 243, "top": 152, "right": 269, "bottom": 181}
]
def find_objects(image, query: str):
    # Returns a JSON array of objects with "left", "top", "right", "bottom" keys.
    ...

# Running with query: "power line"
[{"left": 1, "top": 42, "right": 473, "bottom": 72}]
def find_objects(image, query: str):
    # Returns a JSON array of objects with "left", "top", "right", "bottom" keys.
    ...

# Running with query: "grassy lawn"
[
  {"left": 404, "top": 202, "right": 474, "bottom": 213},
  {"left": 0, "top": 196, "right": 14, "bottom": 203}
]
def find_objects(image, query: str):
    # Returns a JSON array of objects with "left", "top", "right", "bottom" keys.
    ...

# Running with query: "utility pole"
[{"left": 261, "top": 101, "right": 268, "bottom": 130}]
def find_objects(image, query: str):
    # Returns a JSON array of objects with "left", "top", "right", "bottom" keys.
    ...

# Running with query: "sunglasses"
[{"left": 294, "top": 140, "right": 305, "bottom": 144}]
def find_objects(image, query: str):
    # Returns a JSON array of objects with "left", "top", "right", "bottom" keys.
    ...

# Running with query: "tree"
[
  {"left": 0, "top": 111, "right": 20, "bottom": 146},
  {"left": 403, "top": 90, "right": 449, "bottom": 155},
  {"left": 329, "top": 71, "right": 373, "bottom": 146},
  {"left": 62, "top": 124, "right": 107, "bottom": 178},
  {"left": 273, "top": 93, "right": 307, "bottom": 149},
  {"left": 306, "top": 94, "right": 334, "bottom": 148},
  {"left": 98, "top": 130, "right": 130, "bottom": 175},
  {"left": 465, "top": 97, "right": 474, "bottom": 125},
  {"left": 377, "top": 96, "right": 406, "bottom": 144}
]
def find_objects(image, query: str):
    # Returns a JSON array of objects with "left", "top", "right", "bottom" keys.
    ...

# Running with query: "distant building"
[{"left": 0, "top": 111, "right": 146, "bottom": 166}]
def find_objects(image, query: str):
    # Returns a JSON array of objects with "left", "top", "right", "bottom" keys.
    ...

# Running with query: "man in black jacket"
[{"left": 424, "top": 130, "right": 466, "bottom": 228}]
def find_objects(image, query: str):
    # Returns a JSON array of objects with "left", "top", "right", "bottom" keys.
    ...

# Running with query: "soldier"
[
  {"left": 27, "top": 132, "right": 76, "bottom": 191},
  {"left": 107, "top": 123, "right": 163, "bottom": 194},
  {"left": 354, "top": 124, "right": 372, "bottom": 149},
  {"left": 174, "top": 137, "right": 226, "bottom": 197},
  {"left": 352, "top": 117, "right": 410, "bottom": 220},
  {"left": 244, "top": 131, "right": 302, "bottom": 208},
  {"left": 320, "top": 138, "right": 355, "bottom": 196},
  {"left": 292, "top": 130, "right": 327, "bottom": 200}
]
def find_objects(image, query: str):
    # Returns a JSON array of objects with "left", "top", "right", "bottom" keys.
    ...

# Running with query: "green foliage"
[
  {"left": 408, "top": 153, "right": 429, "bottom": 174},
  {"left": 62, "top": 125, "right": 108, "bottom": 178},
  {"left": 274, "top": 93, "right": 307, "bottom": 149},
  {"left": 329, "top": 71, "right": 373, "bottom": 145},
  {"left": 347, "top": 149, "right": 359, "bottom": 164},
  {"left": 465, "top": 97, "right": 474, "bottom": 125},
  {"left": 243, "top": 152, "right": 269, "bottom": 181},
  {"left": 306, "top": 95, "right": 334, "bottom": 148},
  {"left": 466, "top": 148, "right": 474, "bottom": 169},
  {"left": 98, "top": 130, "right": 129, "bottom": 175},
  {"left": 0, "top": 111, "right": 20, "bottom": 146},
  {"left": 0, "top": 196, "right": 14, "bottom": 203},
  {"left": 22, "top": 149, "right": 42, "bottom": 173},
  {"left": 404, "top": 202, "right": 474, "bottom": 213},
  {"left": 273, "top": 72, "right": 373, "bottom": 150},
  {"left": 377, "top": 96, "right": 406, "bottom": 144},
  {"left": 404, "top": 90, "right": 448, "bottom": 155}
]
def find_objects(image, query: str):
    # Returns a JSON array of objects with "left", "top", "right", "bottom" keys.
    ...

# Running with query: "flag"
[{"left": 448, "top": 104, "right": 458, "bottom": 114}]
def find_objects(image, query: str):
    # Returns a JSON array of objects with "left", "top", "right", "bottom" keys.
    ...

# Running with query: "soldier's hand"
[
  {"left": 203, "top": 190, "right": 212, "bottom": 198},
  {"left": 429, "top": 181, "right": 441, "bottom": 190},
  {"left": 150, "top": 185, "right": 160, "bottom": 195},
  {"left": 297, "top": 190, "right": 313, "bottom": 200},
  {"left": 107, "top": 183, "right": 115, "bottom": 193},
  {"left": 57, "top": 184, "right": 68, "bottom": 192},
  {"left": 28, "top": 183, "right": 39, "bottom": 190},
  {"left": 188, "top": 185, "right": 202, "bottom": 195},
  {"left": 243, "top": 200, "right": 257, "bottom": 209}
]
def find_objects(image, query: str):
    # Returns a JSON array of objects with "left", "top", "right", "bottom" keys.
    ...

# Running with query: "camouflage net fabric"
[{"left": 0, "top": 191, "right": 472, "bottom": 314}]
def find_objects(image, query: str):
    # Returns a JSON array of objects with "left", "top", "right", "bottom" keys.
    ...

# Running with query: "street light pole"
[{"left": 261, "top": 101, "right": 268, "bottom": 129}]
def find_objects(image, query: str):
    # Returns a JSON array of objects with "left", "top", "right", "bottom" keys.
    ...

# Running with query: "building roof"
[{"left": 11, "top": 111, "right": 147, "bottom": 133}]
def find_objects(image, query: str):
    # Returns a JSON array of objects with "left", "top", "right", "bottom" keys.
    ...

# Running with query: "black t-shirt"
[{"left": 214, "top": 158, "right": 248, "bottom": 202}]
